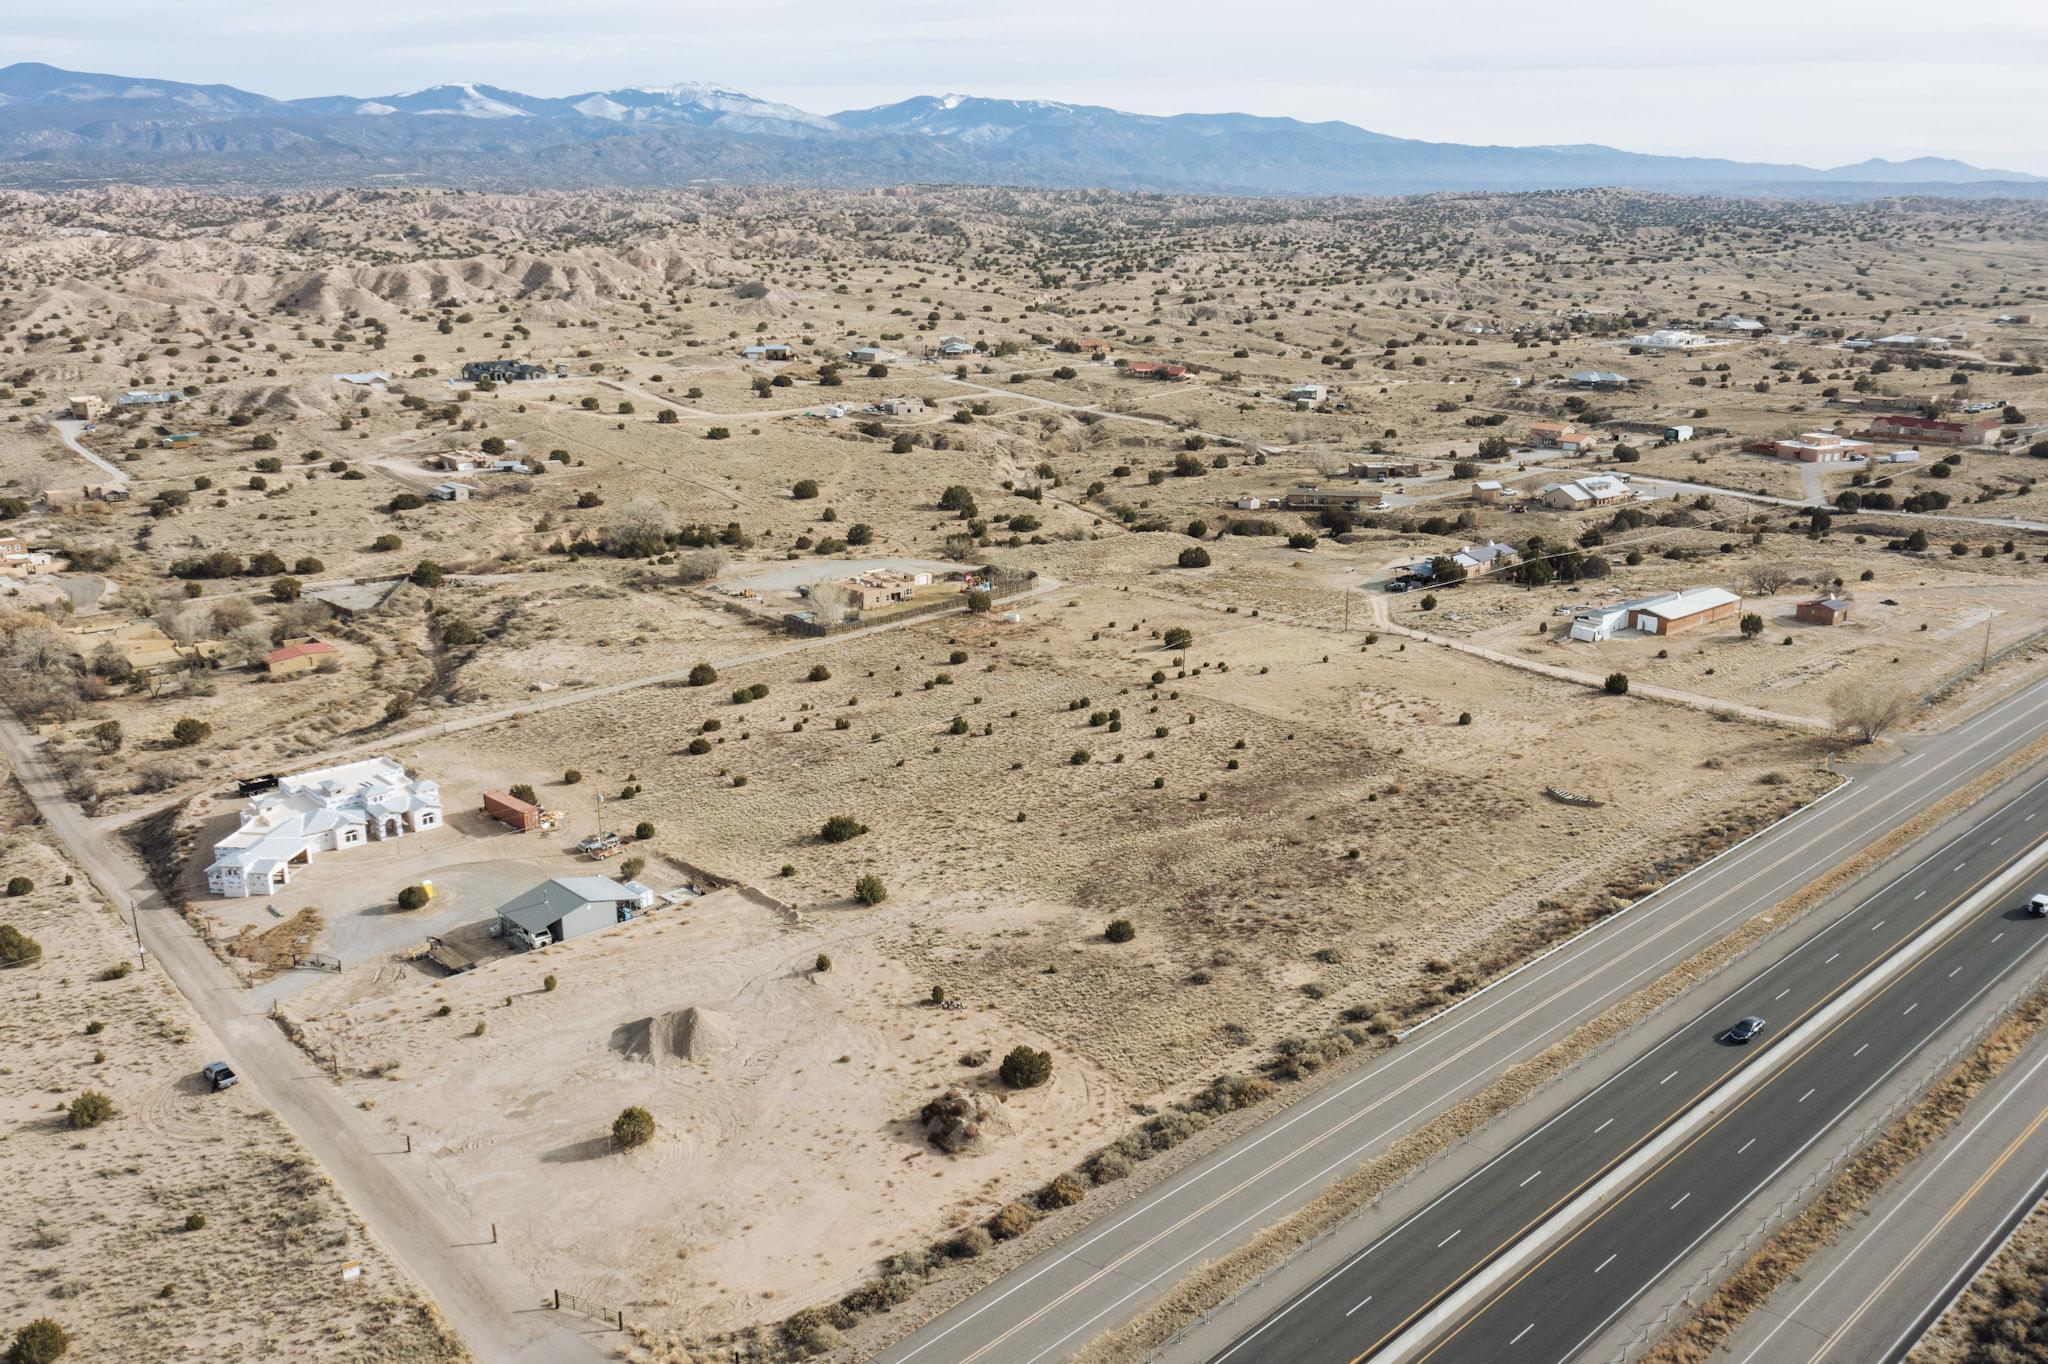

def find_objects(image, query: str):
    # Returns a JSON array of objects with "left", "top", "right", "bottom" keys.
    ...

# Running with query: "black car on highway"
[{"left": 1722, "top": 1016, "right": 1767, "bottom": 1044}]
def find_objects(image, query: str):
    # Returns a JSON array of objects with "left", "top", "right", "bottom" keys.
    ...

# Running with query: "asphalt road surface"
[
  {"left": 1210, "top": 773, "right": 2048, "bottom": 1363},
  {"left": 1720, "top": 1026, "right": 2048, "bottom": 1364},
  {"left": 874, "top": 673, "right": 2048, "bottom": 1364}
]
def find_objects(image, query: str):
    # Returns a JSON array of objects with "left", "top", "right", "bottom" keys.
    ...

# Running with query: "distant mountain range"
[{"left": 1, "top": 61, "right": 2040, "bottom": 199}]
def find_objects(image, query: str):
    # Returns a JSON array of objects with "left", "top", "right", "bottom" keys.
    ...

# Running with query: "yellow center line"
[
  {"left": 1378, "top": 831, "right": 2047, "bottom": 1364},
  {"left": 1804, "top": 1093, "right": 2048, "bottom": 1362}
]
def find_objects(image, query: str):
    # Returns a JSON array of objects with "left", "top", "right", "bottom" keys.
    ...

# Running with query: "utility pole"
[{"left": 1981, "top": 614, "right": 1993, "bottom": 674}]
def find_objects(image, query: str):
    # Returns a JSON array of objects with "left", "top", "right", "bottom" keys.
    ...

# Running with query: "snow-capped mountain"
[
  {"left": 564, "top": 83, "right": 834, "bottom": 135},
  {"left": 1, "top": 62, "right": 2040, "bottom": 198}
]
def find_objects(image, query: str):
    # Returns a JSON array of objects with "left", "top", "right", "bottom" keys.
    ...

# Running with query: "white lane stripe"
[
  {"left": 1671, "top": 1191, "right": 1692, "bottom": 1210},
  {"left": 1438, "top": 1228, "right": 1463, "bottom": 1249},
  {"left": 1519, "top": 1170, "right": 1542, "bottom": 1188},
  {"left": 1511, "top": 1322, "right": 1534, "bottom": 1345},
  {"left": 1737, "top": 1137, "right": 1757, "bottom": 1153},
  {"left": 1596, "top": 1252, "right": 1618, "bottom": 1273},
  {"left": 1344, "top": 1294, "right": 1373, "bottom": 1318}
]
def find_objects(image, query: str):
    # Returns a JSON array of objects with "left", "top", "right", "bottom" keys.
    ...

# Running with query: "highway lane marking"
[
  {"left": 920, "top": 705, "right": 2048, "bottom": 1364},
  {"left": 1737, "top": 1138, "right": 1756, "bottom": 1153},
  {"left": 1916, "top": 891, "right": 1929, "bottom": 900},
  {"left": 1730, "top": 1044, "right": 2048, "bottom": 1364},
  {"left": 1825, "top": 953, "right": 1839, "bottom": 964},
  {"left": 1776, "top": 988, "right": 1791, "bottom": 1000},
  {"left": 1660, "top": 1071, "right": 1678, "bottom": 1085},
  {"left": 1400, "top": 869, "right": 2048, "bottom": 1364},
  {"left": 1595, "top": 1253, "right": 1617, "bottom": 1273},
  {"left": 1905, "top": 1002, "right": 1919, "bottom": 1015},
  {"left": 1873, "top": 919, "right": 1887, "bottom": 929},
  {"left": 1518, "top": 1170, "right": 1542, "bottom": 1187},
  {"left": 1854, "top": 1043, "right": 1869, "bottom": 1056},
  {"left": 1595, "top": 1118, "right": 1614, "bottom": 1133},
  {"left": 1510, "top": 1323, "right": 1534, "bottom": 1345},
  {"left": 1951, "top": 966, "right": 1964, "bottom": 977},
  {"left": 1670, "top": 1192, "right": 1691, "bottom": 1210},
  {"left": 1437, "top": 1229, "right": 1462, "bottom": 1249},
  {"left": 1956, "top": 863, "right": 1967, "bottom": 871},
  {"left": 1994, "top": 932, "right": 2005, "bottom": 943},
  {"left": 1342, "top": 827, "right": 2048, "bottom": 1364},
  {"left": 1345, "top": 1296, "right": 1374, "bottom": 1318},
  {"left": 1799, "top": 1088, "right": 1816, "bottom": 1102}
]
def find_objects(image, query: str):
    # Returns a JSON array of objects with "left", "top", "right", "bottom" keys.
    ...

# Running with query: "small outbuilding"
[
  {"left": 495, "top": 876, "right": 655, "bottom": 950},
  {"left": 482, "top": 790, "right": 542, "bottom": 831},
  {"left": 264, "top": 637, "right": 338, "bottom": 677},
  {"left": 1796, "top": 597, "right": 1850, "bottom": 626}
]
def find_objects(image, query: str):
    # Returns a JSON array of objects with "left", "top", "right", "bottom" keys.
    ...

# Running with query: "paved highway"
[
  {"left": 875, "top": 675, "right": 2048, "bottom": 1364},
  {"left": 1719, "top": 1027, "right": 2048, "bottom": 1364},
  {"left": 1208, "top": 775, "right": 2048, "bottom": 1363}
]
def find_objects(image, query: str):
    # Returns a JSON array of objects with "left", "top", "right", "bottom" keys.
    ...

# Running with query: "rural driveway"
[
  {"left": 0, "top": 713, "right": 611, "bottom": 1364},
  {"left": 51, "top": 417, "right": 131, "bottom": 483}
]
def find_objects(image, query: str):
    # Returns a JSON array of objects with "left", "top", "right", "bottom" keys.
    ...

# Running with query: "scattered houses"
[
  {"left": 839, "top": 569, "right": 932, "bottom": 611},
  {"left": 1631, "top": 328, "right": 1710, "bottom": 349},
  {"left": 430, "top": 481, "right": 475, "bottom": 502},
  {"left": 43, "top": 483, "right": 129, "bottom": 508},
  {"left": 742, "top": 342, "right": 793, "bottom": 362},
  {"left": 1796, "top": 597, "right": 1851, "bottom": 626},
  {"left": 1451, "top": 540, "right": 1519, "bottom": 577},
  {"left": 1663, "top": 424, "right": 1694, "bottom": 442},
  {"left": 877, "top": 397, "right": 925, "bottom": 416},
  {"left": 205, "top": 757, "right": 442, "bottom": 898},
  {"left": 1286, "top": 383, "right": 1327, "bottom": 407},
  {"left": 494, "top": 875, "right": 654, "bottom": 950},
  {"left": 66, "top": 394, "right": 103, "bottom": 421},
  {"left": 0, "top": 537, "right": 53, "bottom": 577},
  {"left": 263, "top": 637, "right": 338, "bottom": 677},
  {"left": 67, "top": 619, "right": 220, "bottom": 675},
  {"left": 1567, "top": 370, "right": 1630, "bottom": 390},
  {"left": 1347, "top": 460, "right": 1424, "bottom": 480},
  {"left": 117, "top": 389, "right": 183, "bottom": 407},
  {"left": 1472, "top": 479, "right": 1506, "bottom": 504}
]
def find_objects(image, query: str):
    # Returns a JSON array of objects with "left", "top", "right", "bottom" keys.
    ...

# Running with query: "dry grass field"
[{"left": 2, "top": 184, "right": 2046, "bottom": 1351}]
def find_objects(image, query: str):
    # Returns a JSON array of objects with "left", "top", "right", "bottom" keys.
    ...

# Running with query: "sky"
[{"left": 8, "top": 0, "right": 2048, "bottom": 173}]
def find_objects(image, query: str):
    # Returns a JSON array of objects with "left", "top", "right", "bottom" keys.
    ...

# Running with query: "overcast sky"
[{"left": 9, "top": 0, "right": 2047, "bottom": 172}]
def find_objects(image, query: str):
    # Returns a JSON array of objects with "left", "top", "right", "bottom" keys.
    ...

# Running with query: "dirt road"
[{"left": 0, "top": 712, "right": 611, "bottom": 1364}]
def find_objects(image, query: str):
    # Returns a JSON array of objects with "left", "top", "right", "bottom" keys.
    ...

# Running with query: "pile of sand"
[{"left": 611, "top": 1005, "right": 736, "bottom": 1066}]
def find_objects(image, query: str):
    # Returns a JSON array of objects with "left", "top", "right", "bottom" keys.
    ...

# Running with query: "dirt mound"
[
  {"left": 919, "top": 1087, "right": 1011, "bottom": 1155},
  {"left": 611, "top": 1006, "right": 736, "bottom": 1066}
]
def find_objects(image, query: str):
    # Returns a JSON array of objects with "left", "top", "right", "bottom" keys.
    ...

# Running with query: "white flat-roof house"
[{"left": 205, "top": 757, "right": 442, "bottom": 897}]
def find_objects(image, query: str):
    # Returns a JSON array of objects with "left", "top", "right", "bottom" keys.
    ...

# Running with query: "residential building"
[
  {"left": 1860, "top": 414, "right": 2001, "bottom": 447},
  {"left": 839, "top": 569, "right": 931, "bottom": 611},
  {"left": 67, "top": 395, "right": 102, "bottom": 421},
  {"left": 1287, "top": 384, "right": 1327, "bottom": 406},
  {"left": 1711, "top": 315, "right": 1766, "bottom": 333},
  {"left": 205, "top": 757, "right": 442, "bottom": 898},
  {"left": 431, "top": 451, "right": 489, "bottom": 472},
  {"left": 1530, "top": 421, "right": 1600, "bottom": 454},
  {"left": 264, "top": 637, "right": 338, "bottom": 677},
  {"left": 43, "top": 483, "right": 129, "bottom": 508},
  {"left": 159, "top": 432, "right": 197, "bottom": 448},
  {"left": 1472, "top": 480, "right": 1506, "bottom": 504},
  {"left": 0, "top": 537, "right": 53, "bottom": 577},
  {"left": 430, "top": 481, "right": 474, "bottom": 502},
  {"left": 742, "top": 343, "right": 793, "bottom": 361},
  {"left": 1125, "top": 361, "right": 1191, "bottom": 381},
  {"left": 1629, "top": 586, "right": 1741, "bottom": 636},
  {"left": 1540, "top": 474, "right": 1634, "bottom": 510},
  {"left": 494, "top": 876, "right": 654, "bottom": 950},
  {"left": 878, "top": 397, "right": 924, "bottom": 416},
  {"left": 1796, "top": 597, "right": 1850, "bottom": 626},
  {"left": 848, "top": 346, "right": 898, "bottom": 366},
  {"left": 1347, "top": 460, "right": 1423, "bottom": 480},
  {"left": 1874, "top": 334, "right": 1950, "bottom": 351},
  {"left": 1631, "top": 328, "right": 1709, "bottom": 349},
  {"left": 938, "top": 339, "right": 976, "bottom": 358},
  {"left": 459, "top": 359, "right": 549, "bottom": 383},
  {"left": 1663, "top": 424, "right": 1694, "bottom": 442},
  {"left": 1569, "top": 587, "right": 1741, "bottom": 641},
  {"left": 1451, "top": 540, "right": 1518, "bottom": 577},
  {"left": 1282, "top": 484, "right": 1386, "bottom": 512},
  {"left": 116, "top": 389, "right": 182, "bottom": 406},
  {"left": 1567, "top": 370, "right": 1630, "bottom": 390},
  {"left": 67, "top": 619, "right": 220, "bottom": 675},
  {"left": 1754, "top": 430, "right": 1872, "bottom": 463}
]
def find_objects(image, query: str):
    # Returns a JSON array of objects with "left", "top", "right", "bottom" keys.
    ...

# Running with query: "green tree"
[
  {"left": 820, "top": 814, "right": 868, "bottom": 844},
  {"left": 396, "top": 885, "right": 430, "bottom": 911},
  {"left": 1739, "top": 612, "right": 1764, "bottom": 639},
  {"left": 1105, "top": 919, "right": 1135, "bottom": 943},
  {"left": 792, "top": 479, "right": 820, "bottom": 500},
  {"left": 409, "top": 560, "right": 444, "bottom": 589},
  {"left": 270, "top": 575, "right": 301, "bottom": 602},
  {"left": 1162, "top": 627, "right": 1194, "bottom": 650},
  {"left": 170, "top": 717, "right": 211, "bottom": 748},
  {"left": 854, "top": 874, "right": 888, "bottom": 906},
  {"left": 1604, "top": 672, "right": 1631, "bottom": 696},
  {"left": 88, "top": 721, "right": 123, "bottom": 754},
  {"left": 687, "top": 661, "right": 718, "bottom": 687},
  {"left": 1000, "top": 1046, "right": 1053, "bottom": 1089},
  {"left": 0, "top": 924, "right": 41, "bottom": 967},
  {"left": 1176, "top": 546, "right": 1212, "bottom": 569}
]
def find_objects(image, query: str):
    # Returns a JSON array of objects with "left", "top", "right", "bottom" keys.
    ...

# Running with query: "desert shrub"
[
  {"left": 1039, "top": 1171, "right": 1090, "bottom": 1209},
  {"left": 686, "top": 738, "right": 712, "bottom": 756},
  {"left": 542, "top": 974, "right": 557, "bottom": 992},
  {"left": 182, "top": 1212, "right": 206, "bottom": 1232},
  {"left": 612, "top": 1106, "right": 655, "bottom": 1150},
  {"left": 170, "top": 717, "right": 210, "bottom": 747},
  {"left": 807, "top": 664, "right": 831, "bottom": 682},
  {"left": 988, "top": 1201, "right": 1039, "bottom": 1241},
  {"left": 951, "top": 1226, "right": 994, "bottom": 1259},
  {"left": 1604, "top": 672, "right": 1630, "bottom": 696},
  {"left": 509, "top": 784, "right": 537, "bottom": 804},
  {"left": 820, "top": 814, "right": 868, "bottom": 843},
  {"left": 1190, "top": 1073, "right": 1277, "bottom": 1115},
  {"left": 1000, "top": 1045, "right": 1053, "bottom": 1089},
  {"left": 814, "top": 953, "right": 832, "bottom": 973},
  {"left": 1176, "top": 546, "right": 1212, "bottom": 569},
  {"left": 96, "top": 962, "right": 131, "bottom": 982},
  {"left": 395, "top": 885, "right": 429, "bottom": 911},
  {"left": 1087, "top": 1149, "right": 1133, "bottom": 1184},
  {"left": 4, "top": 877, "right": 32, "bottom": 898},
  {"left": 1162, "top": 626, "right": 1194, "bottom": 650},
  {"left": 66, "top": 1091, "right": 114, "bottom": 1130},
  {"left": 854, "top": 874, "right": 888, "bottom": 906},
  {"left": 562, "top": 769, "right": 582, "bottom": 784},
  {"left": 634, "top": 821, "right": 655, "bottom": 840},
  {"left": 687, "top": 661, "right": 718, "bottom": 686},
  {"left": 5, "top": 1318, "right": 69, "bottom": 1364},
  {"left": 792, "top": 479, "right": 820, "bottom": 500},
  {"left": 1105, "top": 918, "right": 1136, "bottom": 944},
  {"left": 0, "top": 925, "right": 41, "bottom": 966}
]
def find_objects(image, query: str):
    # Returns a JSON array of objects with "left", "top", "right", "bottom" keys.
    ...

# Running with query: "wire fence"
[
  {"left": 1610, "top": 960, "right": 2048, "bottom": 1362},
  {"left": 554, "top": 1288, "right": 623, "bottom": 1330}
]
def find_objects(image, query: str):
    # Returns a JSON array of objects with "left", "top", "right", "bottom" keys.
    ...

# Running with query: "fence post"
[{"left": 553, "top": 1289, "right": 560, "bottom": 1311}]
